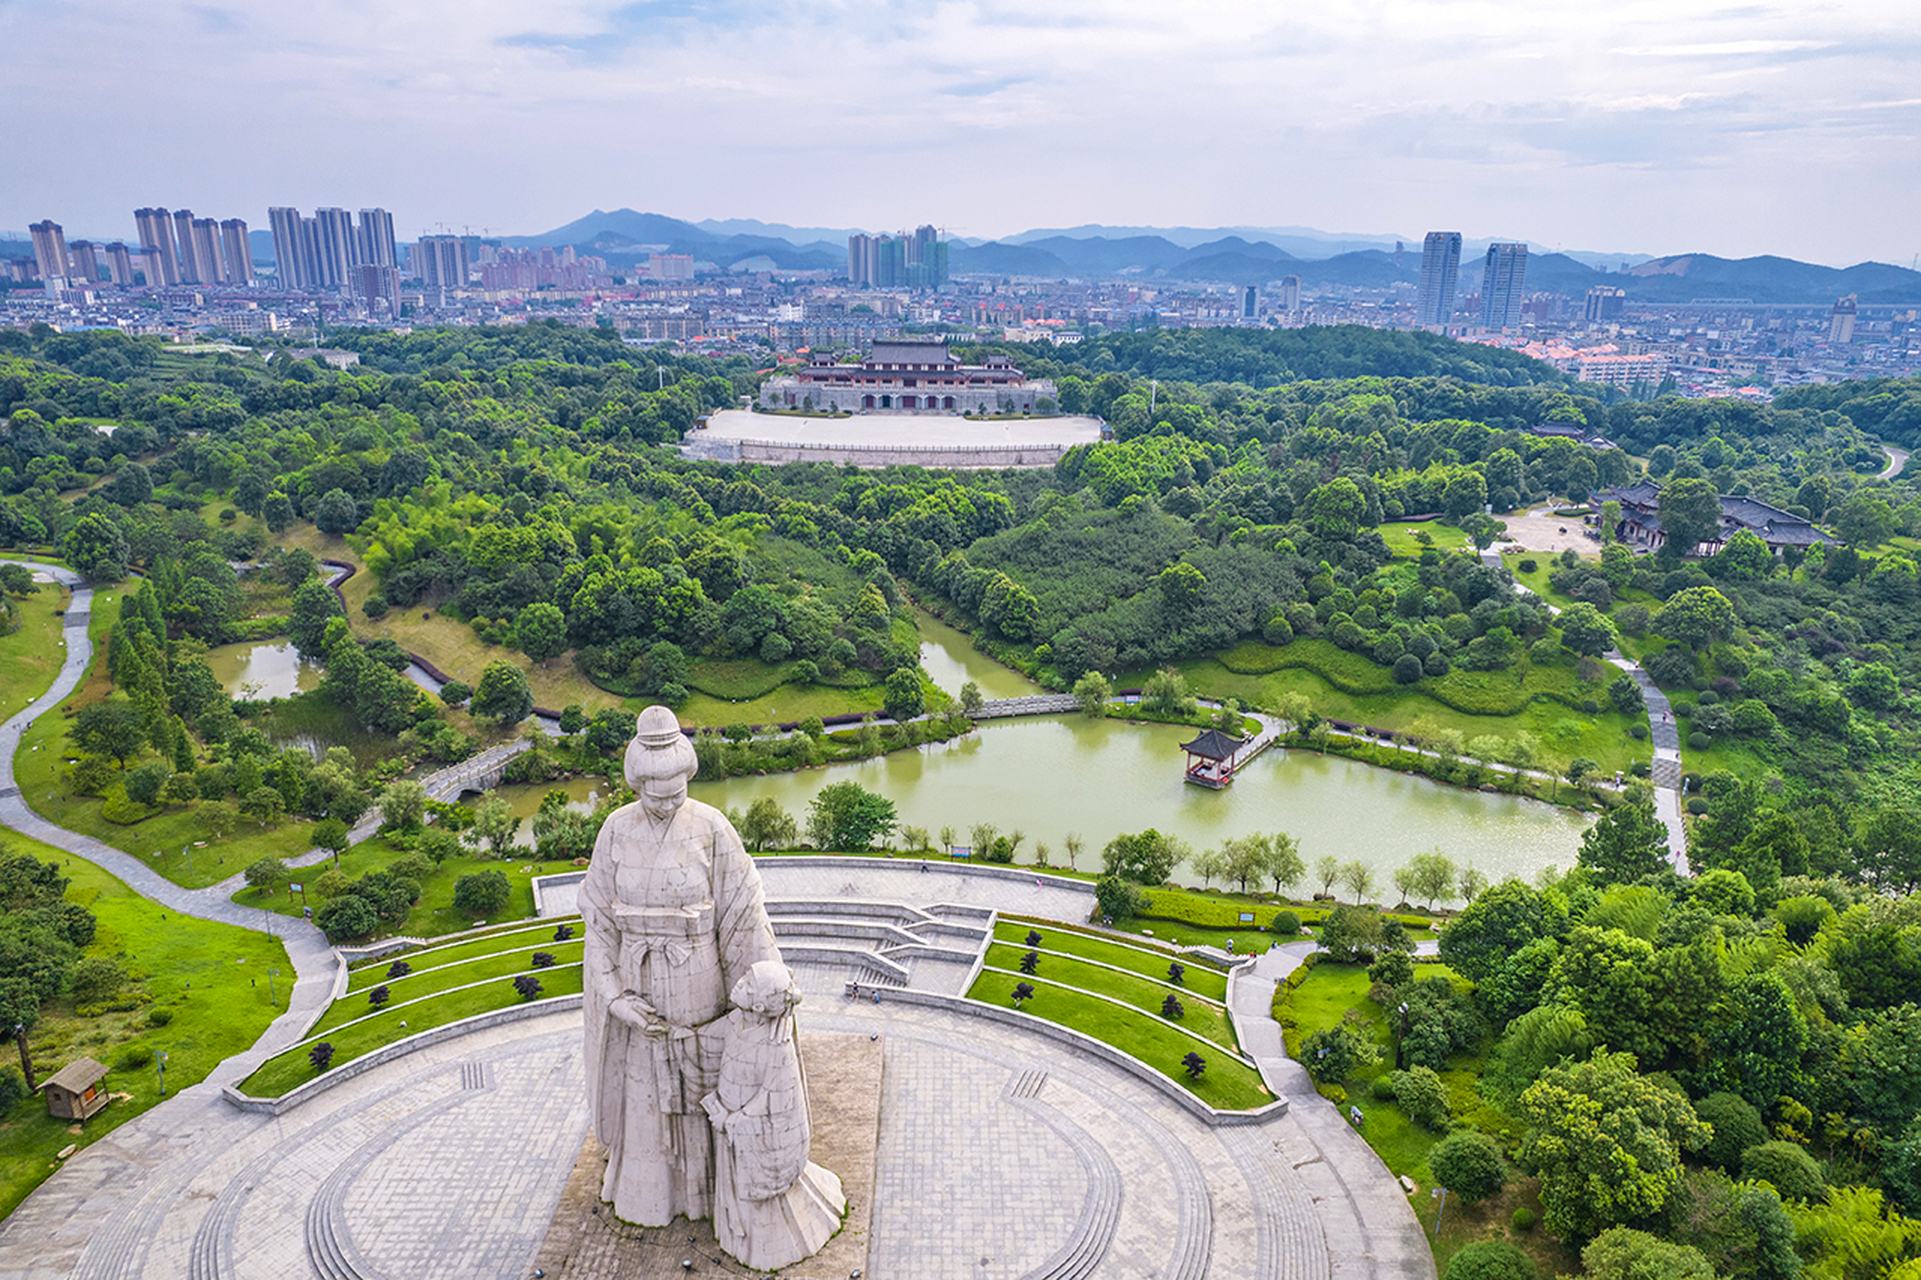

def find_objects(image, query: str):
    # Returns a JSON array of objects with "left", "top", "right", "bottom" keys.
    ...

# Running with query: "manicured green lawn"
[
  {"left": 982, "top": 945, "right": 1238, "bottom": 1051},
  {"left": 314, "top": 940, "right": 584, "bottom": 1036},
  {"left": 341, "top": 918, "right": 580, "bottom": 990},
  {"left": 239, "top": 964, "right": 584, "bottom": 1099},
  {"left": 0, "top": 580, "right": 73, "bottom": 718},
  {"left": 992, "top": 920, "right": 1231, "bottom": 999},
  {"left": 964, "top": 970, "right": 1270, "bottom": 1110},
  {"left": 0, "top": 839, "right": 290, "bottom": 1220},
  {"left": 1379, "top": 522, "right": 1468, "bottom": 558}
]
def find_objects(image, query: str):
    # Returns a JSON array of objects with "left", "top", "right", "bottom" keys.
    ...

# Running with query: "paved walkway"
[{"left": 1483, "top": 548, "right": 1689, "bottom": 872}]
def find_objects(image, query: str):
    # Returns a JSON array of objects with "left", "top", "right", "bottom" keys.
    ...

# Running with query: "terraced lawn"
[
  {"left": 342, "top": 919, "right": 580, "bottom": 991},
  {"left": 964, "top": 971, "right": 1269, "bottom": 1110},
  {"left": 315, "top": 941, "right": 584, "bottom": 1036},
  {"left": 991, "top": 919, "right": 1230, "bottom": 1001},
  {"left": 981, "top": 945, "right": 1238, "bottom": 1052}
]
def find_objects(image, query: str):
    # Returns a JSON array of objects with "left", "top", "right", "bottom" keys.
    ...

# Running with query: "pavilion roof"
[
  {"left": 1180, "top": 728, "right": 1245, "bottom": 760},
  {"left": 41, "top": 1057, "right": 107, "bottom": 1094}
]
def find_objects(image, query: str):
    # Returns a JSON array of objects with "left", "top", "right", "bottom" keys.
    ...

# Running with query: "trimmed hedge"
[{"left": 1215, "top": 638, "right": 1609, "bottom": 718}]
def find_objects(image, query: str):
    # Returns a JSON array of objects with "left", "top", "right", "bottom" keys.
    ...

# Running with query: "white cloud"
[{"left": 0, "top": 0, "right": 1915, "bottom": 263}]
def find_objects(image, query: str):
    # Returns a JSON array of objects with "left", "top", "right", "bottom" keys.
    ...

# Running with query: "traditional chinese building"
[
  {"left": 1180, "top": 727, "right": 1248, "bottom": 789},
  {"left": 1599, "top": 481, "right": 1836, "bottom": 556},
  {"left": 758, "top": 340, "right": 1055, "bottom": 414}
]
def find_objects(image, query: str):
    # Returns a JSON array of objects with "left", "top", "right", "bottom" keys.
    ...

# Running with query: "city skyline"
[{"left": 1, "top": 1, "right": 1916, "bottom": 268}]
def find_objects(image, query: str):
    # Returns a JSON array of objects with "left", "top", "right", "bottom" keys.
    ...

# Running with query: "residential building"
[
  {"left": 29, "top": 220, "right": 69, "bottom": 282},
  {"left": 1415, "top": 231, "right": 1461, "bottom": 327},
  {"left": 1280, "top": 275, "right": 1302, "bottom": 312},
  {"left": 1584, "top": 286, "right": 1626, "bottom": 323},
  {"left": 190, "top": 219, "right": 224, "bottom": 285},
  {"left": 134, "top": 208, "right": 181, "bottom": 286},
  {"left": 415, "top": 235, "right": 470, "bottom": 290},
  {"left": 268, "top": 207, "right": 309, "bottom": 289},
  {"left": 105, "top": 242, "right": 135, "bottom": 286},
  {"left": 1242, "top": 285, "right": 1259, "bottom": 319},
  {"left": 1478, "top": 243, "right": 1528, "bottom": 330},
  {"left": 650, "top": 253, "right": 695, "bottom": 282},
  {"left": 68, "top": 240, "right": 100, "bottom": 284},
  {"left": 313, "top": 208, "right": 356, "bottom": 289},
  {"left": 358, "top": 208, "right": 397, "bottom": 269},
  {"left": 352, "top": 264, "right": 401, "bottom": 311},
  {"left": 1829, "top": 295, "right": 1857, "bottom": 345},
  {"left": 219, "top": 219, "right": 254, "bottom": 285},
  {"left": 171, "top": 209, "right": 203, "bottom": 283},
  {"left": 876, "top": 237, "right": 907, "bottom": 289}
]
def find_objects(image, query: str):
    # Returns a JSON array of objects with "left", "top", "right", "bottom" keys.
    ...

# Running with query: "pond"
[
  {"left": 472, "top": 612, "right": 1590, "bottom": 887},
  {"left": 207, "top": 640, "right": 320, "bottom": 701}
]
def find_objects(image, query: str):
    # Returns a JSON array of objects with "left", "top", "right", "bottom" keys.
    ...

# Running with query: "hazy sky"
[{"left": 3, "top": 0, "right": 1917, "bottom": 265}]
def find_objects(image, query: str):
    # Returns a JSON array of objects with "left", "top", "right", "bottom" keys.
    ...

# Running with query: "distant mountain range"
[{"left": 503, "top": 210, "right": 1921, "bottom": 303}]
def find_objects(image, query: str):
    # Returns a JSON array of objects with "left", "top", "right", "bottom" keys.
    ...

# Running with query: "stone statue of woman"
[
  {"left": 703, "top": 960, "right": 846, "bottom": 1269},
  {"left": 580, "top": 705, "right": 781, "bottom": 1227}
]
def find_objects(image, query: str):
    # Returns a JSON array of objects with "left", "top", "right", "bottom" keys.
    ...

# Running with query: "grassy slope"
[
  {"left": 981, "top": 944, "right": 1238, "bottom": 1051},
  {"left": 991, "top": 920, "right": 1231, "bottom": 1000},
  {"left": 0, "top": 841, "right": 289, "bottom": 1220},
  {"left": 962, "top": 969, "right": 1269, "bottom": 1110},
  {"left": 1277, "top": 962, "right": 1579, "bottom": 1278},
  {"left": 1378, "top": 522, "right": 1469, "bottom": 557}
]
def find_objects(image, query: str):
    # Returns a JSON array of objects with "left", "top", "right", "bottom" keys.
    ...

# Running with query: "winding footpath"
[{"left": 1483, "top": 547, "right": 1690, "bottom": 873}]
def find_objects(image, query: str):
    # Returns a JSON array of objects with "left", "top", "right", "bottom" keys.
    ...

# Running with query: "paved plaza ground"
[{"left": 0, "top": 861, "right": 1434, "bottom": 1279}]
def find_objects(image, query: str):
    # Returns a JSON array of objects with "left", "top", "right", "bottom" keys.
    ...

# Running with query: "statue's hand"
[{"left": 609, "top": 993, "right": 663, "bottom": 1033}]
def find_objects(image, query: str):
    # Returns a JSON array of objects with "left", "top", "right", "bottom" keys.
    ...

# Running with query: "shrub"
[
  {"left": 147, "top": 1008, "right": 173, "bottom": 1027},
  {"left": 452, "top": 869, "right": 512, "bottom": 917},
  {"left": 1688, "top": 732, "right": 1713, "bottom": 752},
  {"left": 1629, "top": 724, "right": 1647, "bottom": 740},
  {"left": 1094, "top": 875, "right": 1144, "bottom": 922},
  {"left": 368, "top": 984, "right": 390, "bottom": 1008},
  {"left": 1393, "top": 653, "right": 1424, "bottom": 685},
  {"left": 1391, "top": 1065, "right": 1450, "bottom": 1130},
  {"left": 1518, "top": 558, "right": 1538, "bottom": 574},
  {"left": 1272, "top": 909, "right": 1301, "bottom": 935},
  {"left": 1430, "top": 1129, "right": 1507, "bottom": 1202},
  {"left": 1444, "top": 1240, "right": 1535, "bottom": 1280},
  {"left": 315, "top": 895, "right": 378, "bottom": 943},
  {"left": 439, "top": 680, "right": 472, "bottom": 707},
  {"left": 0, "top": 1065, "right": 27, "bottom": 1116},
  {"left": 309, "top": 1042, "right": 335, "bottom": 1072},
  {"left": 1581, "top": 1228, "right": 1712, "bottom": 1280},
  {"left": 1161, "top": 993, "right": 1185, "bottom": 1019},
  {"left": 1371, "top": 1076, "right": 1397, "bottom": 1100},
  {"left": 553, "top": 923, "right": 575, "bottom": 942},
  {"left": 1741, "top": 1140, "right": 1827, "bottom": 1202},
  {"left": 386, "top": 960, "right": 412, "bottom": 980},
  {"left": 1695, "top": 1092, "right": 1766, "bottom": 1170},
  {"left": 513, "top": 974, "right": 543, "bottom": 1001},
  {"left": 117, "top": 1044, "right": 154, "bottom": 1070},
  {"left": 531, "top": 951, "right": 556, "bottom": 968},
  {"left": 69, "top": 956, "right": 127, "bottom": 1006},
  {"left": 1510, "top": 1207, "right": 1536, "bottom": 1233}
]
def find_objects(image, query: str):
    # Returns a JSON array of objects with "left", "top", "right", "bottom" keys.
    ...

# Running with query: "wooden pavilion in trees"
[
  {"left": 1180, "top": 728, "right": 1247, "bottom": 789},
  {"left": 41, "top": 1057, "right": 110, "bottom": 1121}
]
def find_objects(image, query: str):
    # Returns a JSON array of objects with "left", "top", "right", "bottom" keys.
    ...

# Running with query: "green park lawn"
[
  {"left": 239, "top": 949, "right": 584, "bottom": 1099},
  {"left": 341, "top": 918, "right": 577, "bottom": 990},
  {"left": 981, "top": 944, "right": 1238, "bottom": 1051},
  {"left": 309, "top": 939, "right": 584, "bottom": 1037},
  {"left": 0, "top": 579, "right": 74, "bottom": 720},
  {"left": 1378, "top": 521, "right": 1468, "bottom": 558},
  {"left": 963, "top": 969, "right": 1270, "bottom": 1110},
  {"left": 992, "top": 919, "right": 1231, "bottom": 1000},
  {"left": 0, "top": 838, "right": 290, "bottom": 1220}
]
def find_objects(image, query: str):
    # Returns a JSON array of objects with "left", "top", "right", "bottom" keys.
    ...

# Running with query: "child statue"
[{"left": 702, "top": 960, "right": 846, "bottom": 1269}]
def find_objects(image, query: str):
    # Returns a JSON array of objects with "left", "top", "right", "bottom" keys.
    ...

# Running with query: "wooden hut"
[
  {"left": 41, "top": 1057, "right": 110, "bottom": 1121},
  {"left": 1179, "top": 727, "right": 1247, "bottom": 789}
]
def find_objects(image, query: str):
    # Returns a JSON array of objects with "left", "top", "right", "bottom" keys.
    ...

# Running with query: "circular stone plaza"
[
  {"left": 0, "top": 859, "right": 1433, "bottom": 1280},
  {"left": 682, "top": 409, "right": 1106, "bottom": 470}
]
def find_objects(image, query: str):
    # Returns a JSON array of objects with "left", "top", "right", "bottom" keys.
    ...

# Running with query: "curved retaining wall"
[{"left": 222, "top": 995, "right": 585, "bottom": 1116}]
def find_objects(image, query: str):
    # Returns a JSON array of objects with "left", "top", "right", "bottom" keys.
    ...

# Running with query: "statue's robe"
[{"left": 580, "top": 797, "right": 779, "bottom": 1226}]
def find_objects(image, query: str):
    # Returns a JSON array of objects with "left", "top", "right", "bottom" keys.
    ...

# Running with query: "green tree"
[
  {"left": 1658, "top": 477, "right": 1724, "bottom": 555},
  {"left": 1305, "top": 477, "right": 1367, "bottom": 538},
  {"left": 70, "top": 701, "right": 146, "bottom": 766},
  {"left": 959, "top": 681, "right": 984, "bottom": 715},
  {"left": 240, "top": 785, "right": 286, "bottom": 827},
  {"left": 1578, "top": 787, "right": 1670, "bottom": 884},
  {"left": 1517, "top": 1049, "right": 1709, "bottom": 1238},
  {"left": 1406, "top": 848, "right": 1457, "bottom": 909},
  {"left": 1656, "top": 586, "right": 1736, "bottom": 649},
  {"left": 313, "top": 488, "right": 359, "bottom": 535},
  {"left": 805, "top": 781, "right": 897, "bottom": 851},
  {"left": 472, "top": 660, "right": 533, "bottom": 726},
  {"left": 1101, "top": 828, "right": 1189, "bottom": 885},
  {"left": 452, "top": 869, "right": 512, "bottom": 916},
  {"left": 1259, "top": 831, "right": 1305, "bottom": 895},
  {"left": 738, "top": 797, "right": 798, "bottom": 852},
  {"left": 516, "top": 602, "right": 568, "bottom": 662},
  {"left": 1443, "top": 469, "right": 1489, "bottom": 519},
  {"left": 1833, "top": 489, "right": 1898, "bottom": 546},
  {"left": 1444, "top": 1241, "right": 1536, "bottom": 1280},
  {"left": 288, "top": 577, "right": 343, "bottom": 659},
  {"left": 1157, "top": 562, "right": 1207, "bottom": 617},
  {"left": 882, "top": 668, "right": 925, "bottom": 721},
  {"left": 244, "top": 857, "right": 288, "bottom": 890},
  {"left": 1428, "top": 1130, "right": 1507, "bottom": 1203},
  {"left": 1713, "top": 528, "right": 1774, "bottom": 580},
  {"left": 315, "top": 894, "right": 378, "bottom": 942},
  {"left": 262, "top": 492, "right": 294, "bottom": 532},
  {"left": 1580, "top": 1228, "right": 1713, "bottom": 1280},
  {"left": 467, "top": 795, "right": 519, "bottom": 859},
  {"left": 63, "top": 512, "right": 129, "bottom": 583},
  {"left": 1340, "top": 859, "right": 1375, "bottom": 906},
  {"left": 1140, "top": 667, "right": 1196, "bottom": 717},
  {"left": 377, "top": 779, "right": 428, "bottom": 832},
  {"left": 314, "top": 817, "right": 350, "bottom": 868},
  {"left": 1556, "top": 602, "right": 1617, "bottom": 658},
  {"left": 1439, "top": 878, "right": 1558, "bottom": 982},
  {"left": 1072, "top": 670, "right": 1112, "bottom": 717}
]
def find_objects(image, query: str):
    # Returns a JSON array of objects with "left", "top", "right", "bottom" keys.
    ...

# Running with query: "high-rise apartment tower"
[
  {"left": 1416, "top": 231, "right": 1462, "bottom": 327},
  {"left": 1478, "top": 243, "right": 1529, "bottom": 331},
  {"left": 28, "top": 220, "right": 68, "bottom": 282}
]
